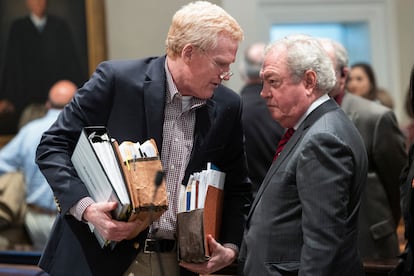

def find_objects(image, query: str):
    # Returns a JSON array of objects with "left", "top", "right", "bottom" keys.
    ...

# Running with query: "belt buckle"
[{"left": 143, "top": 238, "right": 156, "bottom": 253}]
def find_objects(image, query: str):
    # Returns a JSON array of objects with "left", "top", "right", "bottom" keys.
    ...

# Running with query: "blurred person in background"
[
  {"left": 239, "top": 42, "right": 284, "bottom": 197},
  {"left": 346, "top": 62, "right": 394, "bottom": 109},
  {"left": 399, "top": 64, "right": 414, "bottom": 276},
  {"left": 0, "top": 80, "right": 77, "bottom": 250},
  {"left": 322, "top": 38, "right": 406, "bottom": 260}
]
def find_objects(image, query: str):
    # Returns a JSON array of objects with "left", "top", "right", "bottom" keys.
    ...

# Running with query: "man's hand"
[
  {"left": 179, "top": 235, "right": 237, "bottom": 275},
  {"left": 83, "top": 202, "right": 148, "bottom": 242}
]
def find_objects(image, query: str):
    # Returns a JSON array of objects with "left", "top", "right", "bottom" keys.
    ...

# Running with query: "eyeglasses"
[{"left": 200, "top": 50, "right": 233, "bottom": 80}]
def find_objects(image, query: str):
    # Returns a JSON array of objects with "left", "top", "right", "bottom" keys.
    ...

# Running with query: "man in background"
[
  {"left": 0, "top": 80, "right": 77, "bottom": 250},
  {"left": 0, "top": 0, "right": 84, "bottom": 134},
  {"left": 321, "top": 38, "right": 406, "bottom": 260},
  {"left": 240, "top": 42, "right": 284, "bottom": 197},
  {"left": 399, "top": 63, "right": 414, "bottom": 276}
]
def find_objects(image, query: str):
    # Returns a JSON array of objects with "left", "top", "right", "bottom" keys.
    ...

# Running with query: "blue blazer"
[
  {"left": 239, "top": 99, "right": 368, "bottom": 276},
  {"left": 36, "top": 56, "right": 251, "bottom": 276}
]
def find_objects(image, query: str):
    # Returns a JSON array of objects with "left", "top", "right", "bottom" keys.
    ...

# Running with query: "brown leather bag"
[{"left": 177, "top": 185, "right": 224, "bottom": 263}]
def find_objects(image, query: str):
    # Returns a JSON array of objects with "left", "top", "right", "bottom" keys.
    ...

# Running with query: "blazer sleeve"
[
  {"left": 372, "top": 110, "right": 407, "bottom": 225},
  {"left": 36, "top": 61, "right": 117, "bottom": 214},
  {"left": 297, "top": 132, "right": 357, "bottom": 274},
  {"left": 218, "top": 99, "right": 252, "bottom": 248}
]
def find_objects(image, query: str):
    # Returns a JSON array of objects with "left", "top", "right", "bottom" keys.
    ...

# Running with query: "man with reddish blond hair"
[{"left": 36, "top": 2, "right": 251, "bottom": 276}]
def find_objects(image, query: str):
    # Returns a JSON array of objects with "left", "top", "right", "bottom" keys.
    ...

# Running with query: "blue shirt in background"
[{"left": 0, "top": 109, "right": 61, "bottom": 211}]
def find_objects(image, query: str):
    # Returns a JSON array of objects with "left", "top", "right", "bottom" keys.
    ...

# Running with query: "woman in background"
[{"left": 346, "top": 62, "right": 394, "bottom": 108}]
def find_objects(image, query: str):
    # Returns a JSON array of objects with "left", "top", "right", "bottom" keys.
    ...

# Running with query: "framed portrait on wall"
[
  {"left": 0, "top": 0, "right": 106, "bottom": 135},
  {"left": 0, "top": 0, "right": 89, "bottom": 86}
]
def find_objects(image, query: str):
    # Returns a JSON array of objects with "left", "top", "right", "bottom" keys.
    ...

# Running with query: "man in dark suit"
[
  {"left": 240, "top": 42, "right": 284, "bottom": 197},
  {"left": 321, "top": 38, "right": 406, "bottom": 260},
  {"left": 0, "top": 0, "right": 84, "bottom": 134},
  {"left": 35, "top": 2, "right": 251, "bottom": 276},
  {"left": 399, "top": 64, "right": 414, "bottom": 275},
  {"left": 239, "top": 34, "right": 368, "bottom": 275}
]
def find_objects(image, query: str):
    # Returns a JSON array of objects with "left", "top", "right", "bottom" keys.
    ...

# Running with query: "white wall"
[{"left": 104, "top": 0, "right": 219, "bottom": 59}]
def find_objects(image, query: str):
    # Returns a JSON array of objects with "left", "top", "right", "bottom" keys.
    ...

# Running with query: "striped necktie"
[{"left": 273, "top": 127, "right": 295, "bottom": 162}]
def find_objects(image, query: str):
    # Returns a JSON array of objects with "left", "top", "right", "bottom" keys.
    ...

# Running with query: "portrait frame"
[
  {"left": 0, "top": 0, "right": 107, "bottom": 135},
  {"left": 85, "top": 0, "right": 107, "bottom": 76},
  {"left": 0, "top": 0, "right": 107, "bottom": 84}
]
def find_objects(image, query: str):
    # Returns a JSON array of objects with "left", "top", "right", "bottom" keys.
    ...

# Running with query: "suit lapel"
[
  {"left": 141, "top": 55, "right": 218, "bottom": 186},
  {"left": 183, "top": 99, "right": 215, "bottom": 186},
  {"left": 247, "top": 99, "right": 340, "bottom": 220},
  {"left": 143, "top": 57, "right": 167, "bottom": 152}
]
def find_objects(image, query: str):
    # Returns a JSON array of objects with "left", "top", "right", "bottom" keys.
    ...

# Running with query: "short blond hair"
[{"left": 166, "top": 1, "right": 243, "bottom": 57}]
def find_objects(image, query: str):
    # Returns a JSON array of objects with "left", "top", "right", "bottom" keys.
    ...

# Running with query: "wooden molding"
[{"left": 85, "top": 0, "right": 107, "bottom": 76}]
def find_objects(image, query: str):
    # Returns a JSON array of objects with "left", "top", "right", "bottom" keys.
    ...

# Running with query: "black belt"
[{"left": 143, "top": 238, "right": 176, "bottom": 253}]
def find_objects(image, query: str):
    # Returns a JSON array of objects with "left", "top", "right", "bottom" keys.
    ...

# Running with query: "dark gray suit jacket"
[
  {"left": 341, "top": 92, "right": 406, "bottom": 259},
  {"left": 239, "top": 99, "right": 368, "bottom": 275},
  {"left": 36, "top": 56, "right": 251, "bottom": 276},
  {"left": 400, "top": 144, "right": 414, "bottom": 275}
]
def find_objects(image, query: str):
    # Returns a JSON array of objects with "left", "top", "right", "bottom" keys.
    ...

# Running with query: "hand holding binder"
[{"left": 71, "top": 126, "right": 168, "bottom": 249}]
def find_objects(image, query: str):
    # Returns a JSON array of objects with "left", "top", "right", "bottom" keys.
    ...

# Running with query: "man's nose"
[{"left": 260, "top": 89, "right": 270, "bottom": 98}]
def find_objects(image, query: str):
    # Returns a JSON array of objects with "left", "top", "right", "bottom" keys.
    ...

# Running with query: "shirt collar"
[
  {"left": 30, "top": 14, "right": 47, "bottom": 30},
  {"left": 164, "top": 59, "right": 180, "bottom": 103},
  {"left": 164, "top": 59, "right": 206, "bottom": 109},
  {"left": 294, "top": 94, "right": 330, "bottom": 129}
]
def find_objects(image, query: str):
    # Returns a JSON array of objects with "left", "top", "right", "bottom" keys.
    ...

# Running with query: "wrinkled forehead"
[{"left": 262, "top": 48, "right": 288, "bottom": 75}]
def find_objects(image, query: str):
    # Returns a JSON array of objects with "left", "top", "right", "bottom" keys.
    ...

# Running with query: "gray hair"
[
  {"left": 330, "top": 39, "right": 349, "bottom": 72},
  {"left": 265, "top": 34, "right": 336, "bottom": 95}
]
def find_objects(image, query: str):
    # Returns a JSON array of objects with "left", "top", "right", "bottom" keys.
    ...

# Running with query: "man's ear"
[
  {"left": 304, "top": 70, "right": 317, "bottom": 89},
  {"left": 182, "top": 44, "right": 194, "bottom": 63}
]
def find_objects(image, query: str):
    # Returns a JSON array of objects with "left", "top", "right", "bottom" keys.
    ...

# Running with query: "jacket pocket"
[
  {"left": 370, "top": 218, "right": 396, "bottom": 240},
  {"left": 266, "top": 261, "right": 300, "bottom": 274}
]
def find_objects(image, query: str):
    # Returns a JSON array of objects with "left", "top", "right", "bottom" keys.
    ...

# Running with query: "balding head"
[
  {"left": 240, "top": 42, "right": 266, "bottom": 82},
  {"left": 246, "top": 42, "right": 266, "bottom": 65},
  {"left": 47, "top": 80, "right": 77, "bottom": 109},
  {"left": 319, "top": 38, "right": 349, "bottom": 97}
]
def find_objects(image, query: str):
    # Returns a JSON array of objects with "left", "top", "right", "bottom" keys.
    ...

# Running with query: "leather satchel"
[
  {"left": 177, "top": 184, "right": 224, "bottom": 263},
  {"left": 177, "top": 208, "right": 207, "bottom": 263}
]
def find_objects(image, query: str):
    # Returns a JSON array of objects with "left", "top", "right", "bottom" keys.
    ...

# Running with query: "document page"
[{"left": 90, "top": 137, "right": 129, "bottom": 203}]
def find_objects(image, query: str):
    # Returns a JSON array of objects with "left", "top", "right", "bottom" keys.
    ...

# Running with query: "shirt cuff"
[
  {"left": 69, "top": 197, "right": 95, "bottom": 221},
  {"left": 223, "top": 243, "right": 239, "bottom": 256}
]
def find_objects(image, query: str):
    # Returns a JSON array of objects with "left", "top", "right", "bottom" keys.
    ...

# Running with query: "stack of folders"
[
  {"left": 177, "top": 163, "right": 225, "bottom": 263},
  {"left": 71, "top": 126, "right": 168, "bottom": 249}
]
